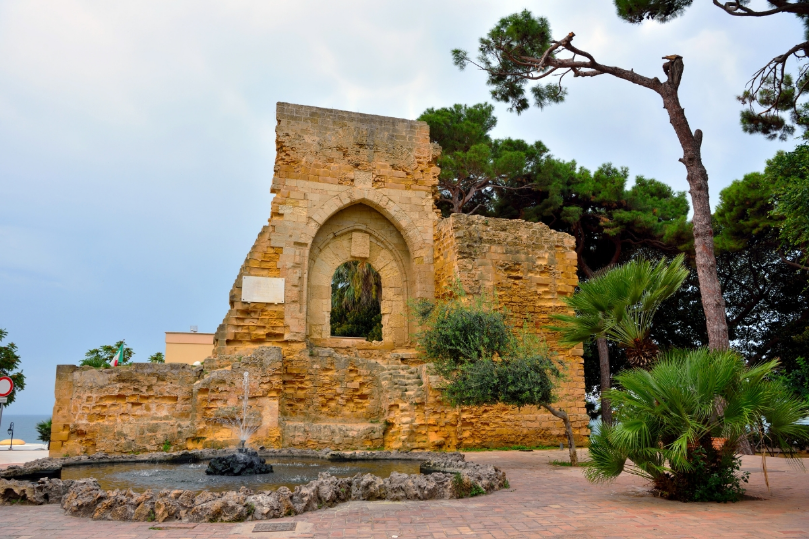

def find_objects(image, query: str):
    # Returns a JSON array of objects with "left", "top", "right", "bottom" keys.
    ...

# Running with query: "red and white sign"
[{"left": 0, "top": 377, "right": 13, "bottom": 397}]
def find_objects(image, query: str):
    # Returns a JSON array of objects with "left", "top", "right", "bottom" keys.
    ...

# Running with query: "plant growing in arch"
[
  {"left": 330, "top": 261, "right": 383, "bottom": 341},
  {"left": 586, "top": 348, "right": 809, "bottom": 501},
  {"left": 413, "top": 289, "right": 581, "bottom": 465},
  {"left": 548, "top": 255, "right": 688, "bottom": 424},
  {"left": 452, "top": 10, "right": 730, "bottom": 350}
]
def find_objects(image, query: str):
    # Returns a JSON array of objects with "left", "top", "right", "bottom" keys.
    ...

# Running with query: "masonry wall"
[
  {"left": 431, "top": 213, "right": 589, "bottom": 443},
  {"left": 51, "top": 104, "right": 589, "bottom": 456},
  {"left": 214, "top": 103, "right": 440, "bottom": 356}
]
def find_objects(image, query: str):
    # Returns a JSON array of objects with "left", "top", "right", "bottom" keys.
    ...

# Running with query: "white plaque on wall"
[{"left": 242, "top": 276, "right": 285, "bottom": 303}]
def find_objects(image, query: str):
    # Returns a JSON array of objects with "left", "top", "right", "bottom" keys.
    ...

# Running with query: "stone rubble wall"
[
  {"left": 50, "top": 104, "right": 589, "bottom": 455},
  {"left": 1, "top": 450, "right": 506, "bottom": 523},
  {"left": 214, "top": 103, "right": 440, "bottom": 355},
  {"left": 432, "top": 213, "right": 589, "bottom": 442}
]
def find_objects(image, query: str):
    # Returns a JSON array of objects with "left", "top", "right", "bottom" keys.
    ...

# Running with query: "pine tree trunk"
[
  {"left": 542, "top": 404, "right": 578, "bottom": 466},
  {"left": 657, "top": 59, "right": 730, "bottom": 350},
  {"left": 597, "top": 337, "right": 612, "bottom": 425}
]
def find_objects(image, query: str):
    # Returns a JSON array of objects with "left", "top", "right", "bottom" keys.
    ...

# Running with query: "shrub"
[
  {"left": 585, "top": 348, "right": 809, "bottom": 501},
  {"left": 414, "top": 288, "right": 579, "bottom": 465}
]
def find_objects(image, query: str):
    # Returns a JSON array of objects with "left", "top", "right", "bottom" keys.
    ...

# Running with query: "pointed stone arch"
[{"left": 305, "top": 203, "right": 413, "bottom": 346}]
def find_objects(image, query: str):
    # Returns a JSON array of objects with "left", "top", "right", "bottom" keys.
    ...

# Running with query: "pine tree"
[{"left": 452, "top": 10, "right": 730, "bottom": 350}]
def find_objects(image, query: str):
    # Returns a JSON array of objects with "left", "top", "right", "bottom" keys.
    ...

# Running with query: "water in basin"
[{"left": 59, "top": 456, "right": 422, "bottom": 493}]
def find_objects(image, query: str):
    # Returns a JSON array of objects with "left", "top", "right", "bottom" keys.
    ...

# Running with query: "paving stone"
[{"left": 1, "top": 451, "right": 807, "bottom": 538}]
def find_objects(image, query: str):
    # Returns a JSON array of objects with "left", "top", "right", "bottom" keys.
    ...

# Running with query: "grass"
[
  {"left": 549, "top": 459, "right": 573, "bottom": 467},
  {"left": 461, "top": 444, "right": 558, "bottom": 452}
]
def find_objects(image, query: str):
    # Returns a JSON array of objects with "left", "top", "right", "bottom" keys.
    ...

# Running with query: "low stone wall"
[
  {"left": 51, "top": 345, "right": 589, "bottom": 456},
  {"left": 0, "top": 450, "right": 506, "bottom": 523}
]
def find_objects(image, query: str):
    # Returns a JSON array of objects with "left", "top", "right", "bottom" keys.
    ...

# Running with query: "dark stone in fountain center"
[{"left": 205, "top": 448, "right": 273, "bottom": 476}]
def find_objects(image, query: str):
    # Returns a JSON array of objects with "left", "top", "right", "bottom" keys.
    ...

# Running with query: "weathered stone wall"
[
  {"left": 214, "top": 103, "right": 440, "bottom": 356},
  {"left": 431, "top": 213, "right": 589, "bottom": 443},
  {"left": 51, "top": 104, "right": 589, "bottom": 456},
  {"left": 49, "top": 364, "right": 202, "bottom": 455}
]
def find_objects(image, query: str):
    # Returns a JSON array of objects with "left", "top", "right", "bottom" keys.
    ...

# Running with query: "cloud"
[{"left": 0, "top": 0, "right": 805, "bottom": 413}]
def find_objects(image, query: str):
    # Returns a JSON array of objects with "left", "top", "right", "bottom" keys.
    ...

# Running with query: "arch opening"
[
  {"left": 306, "top": 203, "right": 413, "bottom": 346},
  {"left": 330, "top": 261, "right": 382, "bottom": 341}
]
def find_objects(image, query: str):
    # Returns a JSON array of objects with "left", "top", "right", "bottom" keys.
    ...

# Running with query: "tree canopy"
[
  {"left": 452, "top": 9, "right": 730, "bottom": 350},
  {"left": 0, "top": 328, "right": 25, "bottom": 406},
  {"left": 418, "top": 104, "right": 530, "bottom": 214},
  {"left": 492, "top": 159, "right": 689, "bottom": 277},
  {"left": 79, "top": 340, "right": 134, "bottom": 369},
  {"left": 767, "top": 144, "right": 809, "bottom": 263}
]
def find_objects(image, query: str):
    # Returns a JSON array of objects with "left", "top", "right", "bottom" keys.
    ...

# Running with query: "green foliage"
[
  {"left": 148, "top": 352, "right": 165, "bottom": 364},
  {"left": 739, "top": 73, "right": 808, "bottom": 141},
  {"left": 451, "top": 472, "right": 485, "bottom": 498},
  {"left": 330, "top": 261, "right": 382, "bottom": 341},
  {"left": 585, "top": 349, "right": 809, "bottom": 500},
  {"left": 704, "top": 164, "right": 809, "bottom": 371},
  {"left": 613, "top": 0, "right": 693, "bottom": 23},
  {"left": 492, "top": 156, "right": 689, "bottom": 276},
  {"left": 688, "top": 448, "right": 749, "bottom": 503},
  {"left": 549, "top": 256, "right": 687, "bottom": 367},
  {"left": 777, "top": 356, "right": 809, "bottom": 402},
  {"left": 414, "top": 290, "right": 560, "bottom": 409},
  {"left": 550, "top": 459, "right": 573, "bottom": 467},
  {"left": 80, "top": 340, "right": 133, "bottom": 369},
  {"left": 768, "top": 144, "right": 809, "bottom": 257},
  {"left": 418, "top": 103, "right": 531, "bottom": 214},
  {"left": 415, "top": 293, "right": 511, "bottom": 365},
  {"left": 162, "top": 440, "right": 171, "bottom": 452},
  {"left": 0, "top": 328, "right": 25, "bottom": 405},
  {"left": 714, "top": 172, "right": 781, "bottom": 252},
  {"left": 418, "top": 103, "right": 495, "bottom": 154},
  {"left": 36, "top": 418, "right": 52, "bottom": 444},
  {"left": 452, "top": 10, "right": 565, "bottom": 114}
]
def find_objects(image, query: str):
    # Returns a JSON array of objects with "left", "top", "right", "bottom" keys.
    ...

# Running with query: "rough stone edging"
[{"left": 0, "top": 449, "right": 507, "bottom": 522}]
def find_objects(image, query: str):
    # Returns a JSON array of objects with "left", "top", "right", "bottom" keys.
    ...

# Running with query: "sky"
[{"left": 0, "top": 1, "right": 804, "bottom": 414}]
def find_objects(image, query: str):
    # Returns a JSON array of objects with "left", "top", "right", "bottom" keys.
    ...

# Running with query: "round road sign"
[{"left": 0, "top": 377, "right": 13, "bottom": 397}]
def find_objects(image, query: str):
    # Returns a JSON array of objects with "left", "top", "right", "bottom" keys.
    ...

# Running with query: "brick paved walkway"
[{"left": 2, "top": 450, "right": 807, "bottom": 538}]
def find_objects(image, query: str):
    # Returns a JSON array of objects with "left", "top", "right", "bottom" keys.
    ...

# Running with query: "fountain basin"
[
  {"left": 0, "top": 449, "right": 508, "bottom": 523},
  {"left": 59, "top": 455, "right": 421, "bottom": 493}
]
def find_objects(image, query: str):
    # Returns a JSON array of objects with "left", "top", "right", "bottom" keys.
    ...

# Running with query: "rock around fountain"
[
  {"left": 206, "top": 372, "right": 273, "bottom": 476},
  {"left": 0, "top": 366, "right": 507, "bottom": 522}
]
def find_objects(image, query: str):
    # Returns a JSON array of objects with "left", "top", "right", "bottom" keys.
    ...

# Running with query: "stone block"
[{"left": 350, "top": 232, "right": 370, "bottom": 259}]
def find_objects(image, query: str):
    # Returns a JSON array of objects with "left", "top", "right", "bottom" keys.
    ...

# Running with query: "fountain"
[{"left": 205, "top": 372, "right": 273, "bottom": 476}]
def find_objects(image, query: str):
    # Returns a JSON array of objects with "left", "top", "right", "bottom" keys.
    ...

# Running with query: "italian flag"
[{"left": 111, "top": 343, "right": 124, "bottom": 367}]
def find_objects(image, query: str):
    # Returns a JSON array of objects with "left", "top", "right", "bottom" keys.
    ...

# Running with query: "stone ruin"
[{"left": 49, "top": 103, "right": 588, "bottom": 456}]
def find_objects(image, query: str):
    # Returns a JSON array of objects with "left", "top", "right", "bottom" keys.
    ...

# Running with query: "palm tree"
[
  {"left": 548, "top": 255, "right": 688, "bottom": 424},
  {"left": 585, "top": 349, "right": 809, "bottom": 501},
  {"left": 332, "top": 261, "right": 381, "bottom": 311},
  {"left": 331, "top": 261, "right": 383, "bottom": 340}
]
